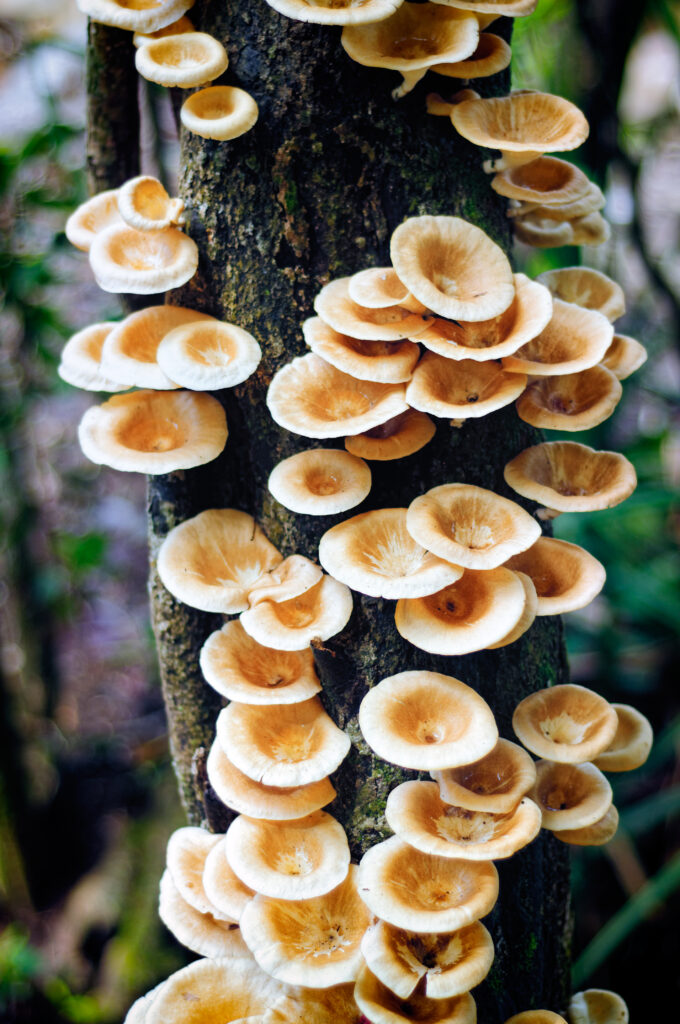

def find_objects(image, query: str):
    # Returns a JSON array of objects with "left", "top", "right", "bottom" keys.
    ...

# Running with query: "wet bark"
[{"left": 90, "top": 7, "right": 572, "bottom": 1020}]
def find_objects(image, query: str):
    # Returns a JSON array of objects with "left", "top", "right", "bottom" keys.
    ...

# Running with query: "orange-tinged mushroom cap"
[
  {"left": 117, "top": 175, "right": 184, "bottom": 231},
  {"left": 166, "top": 826, "right": 225, "bottom": 917},
  {"left": 77, "top": 390, "right": 228, "bottom": 474},
  {"left": 536, "top": 267, "right": 625, "bottom": 322},
  {"left": 135, "top": 32, "right": 229, "bottom": 88},
  {"left": 513, "top": 684, "right": 618, "bottom": 763},
  {"left": 158, "top": 869, "right": 241, "bottom": 957},
  {"left": 314, "top": 278, "right": 432, "bottom": 341},
  {"left": 245, "top": 554, "right": 323, "bottom": 607},
  {"left": 515, "top": 180, "right": 605, "bottom": 223},
  {"left": 569, "top": 212, "right": 611, "bottom": 247},
  {"left": 239, "top": 574, "right": 353, "bottom": 651},
  {"left": 513, "top": 216, "right": 575, "bottom": 248},
  {"left": 202, "top": 838, "right": 255, "bottom": 922},
  {"left": 270, "top": 983, "right": 361, "bottom": 1023},
  {"left": 157, "top": 509, "right": 281, "bottom": 615},
  {"left": 592, "top": 704, "right": 653, "bottom": 773},
  {"left": 180, "top": 85, "right": 259, "bottom": 141},
  {"left": 504, "top": 441, "right": 637, "bottom": 513},
  {"left": 531, "top": 760, "right": 613, "bottom": 831},
  {"left": 435, "top": 32, "right": 511, "bottom": 79},
  {"left": 89, "top": 223, "right": 198, "bottom": 294},
  {"left": 156, "top": 320, "right": 262, "bottom": 391},
  {"left": 491, "top": 156, "right": 592, "bottom": 207},
  {"left": 569, "top": 989, "right": 629, "bottom": 1024},
  {"left": 358, "top": 835, "right": 498, "bottom": 931},
  {"left": 318, "top": 507, "right": 463, "bottom": 599},
  {"left": 132, "top": 14, "right": 195, "bottom": 47},
  {"left": 431, "top": 738, "right": 537, "bottom": 814},
  {"left": 516, "top": 366, "right": 622, "bottom": 431},
  {"left": 390, "top": 215, "right": 515, "bottom": 322},
  {"left": 431, "top": 0, "right": 536, "bottom": 13},
  {"left": 354, "top": 964, "right": 477, "bottom": 1024},
  {"left": 264, "top": 0, "right": 405, "bottom": 26},
  {"left": 601, "top": 333, "right": 647, "bottom": 380},
  {"left": 359, "top": 670, "right": 497, "bottom": 771},
  {"left": 553, "top": 804, "right": 619, "bottom": 847},
  {"left": 268, "top": 448, "right": 372, "bottom": 516},
  {"left": 407, "top": 352, "right": 527, "bottom": 418},
  {"left": 504, "top": 1013, "right": 568, "bottom": 1024},
  {"left": 505, "top": 536, "right": 606, "bottom": 616},
  {"left": 303, "top": 317, "right": 420, "bottom": 383},
  {"left": 65, "top": 189, "right": 122, "bottom": 252},
  {"left": 345, "top": 409, "right": 436, "bottom": 461},
  {"left": 58, "top": 323, "right": 129, "bottom": 393},
  {"left": 76, "top": 0, "right": 193, "bottom": 33},
  {"left": 502, "top": 299, "right": 614, "bottom": 377},
  {"left": 485, "top": 569, "right": 537, "bottom": 649},
  {"left": 348, "top": 266, "right": 426, "bottom": 312}
]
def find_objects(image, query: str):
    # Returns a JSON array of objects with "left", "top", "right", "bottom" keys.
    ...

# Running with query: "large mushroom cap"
[
  {"left": 432, "top": 738, "right": 537, "bottom": 814},
  {"left": 135, "top": 32, "right": 229, "bottom": 88},
  {"left": 202, "top": 839, "right": 255, "bottom": 922},
  {"left": 513, "top": 684, "right": 618, "bottom": 763},
  {"left": 407, "top": 483, "right": 540, "bottom": 570},
  {"left": 303, "top": 316, "right": 420, "bottom": 383},
  {"left": 157, "top": 320, "right": 261, "bottom": 391},
  {"left": 89, "top": 223, "right": 198, "bottom": 294},
  {"left": 166, "top": 826, "right": 224, "bottom": 916},
  {"left": 505, "top": 536, "right": 606, "bottom": 616},
  {"left": 77, "top": 390, "right": 228, "bottom": 474},
  {"left": 58, "top": 323, "right": 128, "bottom": 393},
  {"left": 386, "top": 780, "right": 542, "bottom": 860},
  {"left": 354, "top": 964, "right": 477, "bottom": 1024},
  {"left": 181, "top": 85, "right": 259, "bottom": 141},
  {"left": 225, "top": 811, "right": 350, "bottom": 900},
  {"left": 492, "top": 156, "right": 592, "bottom": 206},
  {"left": 359, "top": 670, "right": 497, "bottom": 771},
  {"left": 516, "top": 366, "right": 622, "bottom": 431},
  {"left": 158, "top": 870, "right": 241, "bottom": 958},
  {"left": 157, "top": 509, "right": 281, "bottom": 615},
  {"left": 314, "top": 278, "right": 432, "bottom": 341},
  {"left": 407, "top": 352, "right": 527, "bottom": 418},
  {"left": 592, "top": 704, "right": 653, "bottom": 772},
  {"left": 267, "top": 353, "right": 408, "bottom": 439},
  {"left": 65, "top": 189, "right": 122, "bottom": 251},
  {"left": 269, "top": 448, "right": 372, "bottom": 516},
  {"left": 264, "top": 0, "right": 405, "bottom": 26},
  {"left": 504, "top": 441, "right": 637, "bottom": 513},
  {"left": 318, "top": 508, "right": 463, "bottom": 600},
  {"left": 117, "top": 175, "right": 184, "bottom": 231},
  {"left": 390, "top": 215, "right": 515, "bottom": 321},
  {"left": 345, "top": 409, "right": 436, "bottom": 461},
  {"left": 502, "top": 299, "right": 613, "bottom": 377},
  {"left": 361, "top": 919, "right": 494, "bottom": 1000},
  {"left": 537, "top": 267, "right": 625, "bottom": 322},
  {"left": 531, "top": 760, "right": 613, "bottom": 831},
  {"left": 206, "top": 740, "right": 336, "bottom": 820},
  {"left": 240, "top": 866, "right": 372, "bottom": 988},
  {"left": 359, "top": 835, "right": 498, "bottom": 931},
  {"left": 569, "top": 989, "right": 629, "bottom": 1024},
  {"left": 76, "top": 0, "right": 193, "bottom": 33},
  {"left": 216, "top": 696, "right": 351, "bottom": 787},
  {"left": 239, "top": 574, "right": 353, "bottom": 651}
]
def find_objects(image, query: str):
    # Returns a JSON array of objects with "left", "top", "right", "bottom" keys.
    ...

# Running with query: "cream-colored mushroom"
[
  {"left": 268, "top": 448, "right": 372, "bottom": 515},
  {"left": 431, "top": 738, "right": 537, "bottom": 814},
  {"left": 354, "top": 964, "right": 478, "bottom": 1023},
  {"left": 512, "top": 684, "right": 618, "bottom": 763}
]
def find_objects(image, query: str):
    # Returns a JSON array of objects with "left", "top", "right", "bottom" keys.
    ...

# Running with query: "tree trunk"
[{"left": 90, "top": 9, "right": 573, "bottom": 1021}]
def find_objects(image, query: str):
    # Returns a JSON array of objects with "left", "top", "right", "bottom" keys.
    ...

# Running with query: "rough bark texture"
[
  {"left": 90, "top": 6, "right": 572, "bottom": 1020},
  {"left": 86, "top": 22, "right": 140, "bottom": 193}
]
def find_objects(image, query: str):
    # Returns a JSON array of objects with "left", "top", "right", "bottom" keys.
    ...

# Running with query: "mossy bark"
[
  {"left": 86, "top": 22, "right": 140, "bottom": 193},
  {"left": 90, "top": 7, "right": 572, "bottom": 1019}
]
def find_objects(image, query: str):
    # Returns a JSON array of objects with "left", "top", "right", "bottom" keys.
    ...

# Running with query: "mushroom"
[
  {"left": 434, "top": 32, "right": 511, "bottom": 80},
  {"left": 491, "top": 156, "right": 593, "bottom": 210},
  {"left": 117, "top": 175, "right": 185, "bottom": 231},
  {"left": 358, "top": 835, "right": 499, "bottom": 931},
  {"left": 569, "top": 989, "right": 629, "bottom": 1024},
  {"left": 530, "top": 760, "right": 613, "bottom": 831},
  {"left": 348, "top": 266, "right": 427, "bottom": 312},
  {"left": 553, "top": 804, "right": 619, "bottom": 847},
  {"left": 504, "top": 1014, "right": 568, "bottom": 1024},
  {"left": 354, "top": 965, "right": 477, "bottom": 1024},
  {"left": 431, "top": 738, "right": 537, "bottom": 814},
  {"left": 202, "top": 838, "right": 255, "bottom": 922},
  {"left": 600, "top": 333, "right": 647, "bottom": 379},
  {"left": 135, "top": 32, "right": 229, "bottom": 88},
  {"left": 58, "top": 323, "right": 129, "bottom": 392},
  {"left": 77, "top": 390, "right": 228, "bottom": 474},
  {"left": 88, "top": 223, "right": 198, "bottom": 294},
  {"left": 406, "top": 352, "right": 528, "bottom": 419},
  {"left": 358, "top": 670, "right": 497, "bottom": 771},
  {"left": 345, "top": 409, "right": 436, "bottom": 461},
  {"left": 263, "top": 0, "right": 405, "bottom": 26},
  {"left": 156, "top": 320, "right": 262, "bottom": 391},
  {"left": 215, "top": 696, "right": 351, "bottom": 786},
  {"left": 314, "top": 278, "right": 433, "bottom": 341},
  {"left": 271, "top": 983, "right": 362, "bottom": 1023},
  {"left": 303, "top": 316, "right": 420, "bottom": 383},
  {"left": 569, "top": 212, "right": 611, "bottom": 247},
  {"left": 501, "top": 299, "right": 614, "bottom": 377},
  {"left": 516, "top": 366, "right": 622, "bottom": 431},
  {"left": 65, "top": 189, "right": 123, "bottom": 251},
  {"left": 512, "top": 684, "right": 618, "bottom": 763},
  {"left": 511, "top": 180, "right": 605, "bottom": 222},
  {"left": 536, "top": 267, "right": 625, "bottom": 322},
  {"left": 132, "top": 14, "right": 195, "bottom": 47},
  {"left": 239, "top": 574, "right": 353, "bottom": 650},
  {"left": 157, "top": 508, "right": 281, "bottom": 614},
  {"left": 318, "top": 507, "right": 463, "bottom": 599},
  {"left": 158, "top": 869, "right": 242, "bottom": 957},
  {"left": 485, "top": 570, "right": 538, "bottom": 649},
  {"left": 245, "top": 554, "right": 323, "bottom": 607},
  {"left": 76, "top": 0, "right": 193, "bottom": 33},
  {"left": 513, "top": 216, "right": 576, "bottom": 249},
  {"left": 592, "top": 704, "right": 653, "bottom": 772},
  {"left": 504, "top": 536, "right": 606, "bottom": 616},
  {"left": 166, "top": 826, "right": 225, "bottom": 917},
  {"left": 180, "top": 86, "right": 259, "bottom": 141},
  {"left": 431, "top": 0, "right": 536, "bottom": 13},
  {"left": 268, "top": 448, "right": 372, "bottom": 515}
]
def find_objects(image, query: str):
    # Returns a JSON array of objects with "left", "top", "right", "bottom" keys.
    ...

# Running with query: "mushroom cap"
[
  {"left": 225, "top": 811, "right": 350, "bottom": 900},
  {"left": 200, "top": 620, "right": 321, "bottom": 705},
  {"left": 157, "top": 509, "right": 281, "bottom": 615},
  {"left": 354, "top": 965, "right": 477, "bottom": 1024},
  {"left": 318, "top": 508, "right": 463, "bottom": 599},
  {"left": 269, "top": 985, "right": 361, "bottom": 1023},
  {"left": 491, "top": 156, "right": 592, "bottom": 206},
  {"left": 361, "top": 918, "right": 494, "bottom": 1000},
  {"left": 536, "top": 267, "right": 625, "bottom": 322},
  {"left": 386, "top": 781, "right": 542, "bottom": 860},
  {"left": 505, "top": 536, "right": 606, "bottom": 616},
  {"left": 504, "top": 1014, "right": 567, "bottom": 1024},
  {"left": 77, "top": 390, "right": 228, "bottom": 474},
  {"left": 202, "top": 838, "right": 256, "bottom": 922},
  {"left": 513, "top": 216, "right": 575, "bottom": 248},
  {"left": 390, "top": 215, "right": 515, "bottom": 322},
  {"left": 407, "top": 483, "right": 541, "bottom": 570},
  {"left": 180, "top": 85, "right": 259, "bottom": 141},
  {"left": 569, "top": 212, "right": 611, "bottom": 247},
  {"left": 600, "top": 333, "right": 647, "bottom": 380},
  {"left": 531, "top": 760, "right": 613, "bottom": 831},
  {"left": 348, "top": 266, "right": 424, "bottom": 310},
  {"left": 132, "top": 14, "right": 195, "bottom": 47},
  {"left": 58, "top": 322, "right": 129, "bottom": 392},
  {"left": 553, "top": 803, "right": 619, "bottom": 847},
  {"left": 157, "top": 320, "right": 262, "bottom": 391},
  {"left": 504, "top": 441, "right": 637, "bottom": 512},
  {"left": 407, "top": 352, "right": 527, "bottom": 418},
  {"left": 100, "top": 305, "right": 214, "bottom": 390},
  {"left": 123, "top": 982, "right": 165, "bottom": 1024},
  {"left": 239, "top": 574, "right": 353, "bottom": 651},
  {"left": 450, "top": 91, "right": 589, "bottom": 157},
  {"left": 158, "top": 869, "right": 242, "bottom": 957},
  {"left": 89, "top": 223, "right": 198, "bottom": 294},
  {"left": 135, "top": 32, "right": 229, "bottom": 88},
  {"left": 345, "top": 409, "right": 436, "bottom": 461},
  {"left": 303, "top": 317, "right": 420, "bottom": 383},
  {"left": 513, "top": 684, "right": 618, "bottom": 763},
  {"left": 430, "top": 0, "right": 536, "bottom": 12},
  {"left": 431, "top": 738, "right": 537, "bottom": 814},
  {"left": 516, "top": 366, "right": 622, "bottom": 431},
  {"left": 417, "top": 273, "right": 553, "bottom": 362},
  {"left": 341, "top": 4, "right": 480, "bottom": 73},
  {"left": 206, "top": 740, "right": 337, "bottom": 820},
  {"left": 263, "top": 0, "right": 405, "bottom": 26},
  {"left": 314, "top": 278, "right": 432, "bottom": 341},
  {"left": 166, "top": 826, "right": 225, "bottom": 917},
  {"left": 240, "top": 866, "right": 372, "bottom": 988},
  {"left": 76, "top": 0, "right": 193, "bottom": 32},
  {"left": 569, "top": 989, "right": 629, "bottom": 1024},
  {"left": 245, "top": 555, "right": 323, "bottom": 607},
  {"left": 65, "top": 189, "right": 123, "bottom": 251},
  {"left": 358, "top": 670, "right": 497, "bottom": 771},
  {"left": 117, "top": 175, "right": 184, "bottom": 231},
  {"left": 268, "top": 448, "right": 372, "bottom": 516},
  {"left": 592, "top": 704, "right": 653, "bottom": 772},
  {"left": 435, "top": 32, "right": 511, "bottom": 79},
  {"left": 359, "top": 835, "right": 498, "bottom": 932},
  {"left": 485, "top": 569, "right": 537, "bottom": 649},
  {"left": 216, "top": 696, "right": 351, "bottom": 787},
  {"left": 395, "top": 568, "right": 529, "bottom": 655},
  {"left": 267, "top": 354, "right": 408, "bottom": 439},
  {"left": 502, "top": 299, "right": 614, "bottom": 377},
  {"left": 518, "top": 181, "right": 605, "bottom": 223}
]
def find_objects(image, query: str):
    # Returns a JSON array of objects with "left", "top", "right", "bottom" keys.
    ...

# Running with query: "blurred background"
[{"left": 0, "top": 0, "right": 678, "bottom": 1020}]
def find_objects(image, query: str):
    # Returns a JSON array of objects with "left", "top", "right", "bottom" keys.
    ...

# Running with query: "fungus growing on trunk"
[
  {"left": 180, "top": 86, "right": 260, "bottom": 141},
  {"left": 268, "top": 448, "right": 372, "bottom": 515},
  {"left": 512, "top": 684, "right": 618, "bottom": 763}
]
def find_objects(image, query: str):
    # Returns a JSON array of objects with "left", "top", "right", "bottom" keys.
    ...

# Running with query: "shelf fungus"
[
  {"left": 88, "top": 223, "right": 198, "bottom": 294},
  {"left": 58, "top": 323, "right": 128, "bottom": 393},
  {"left": 512, "top": 683, "right": 618, "bottom": 763},
  {"left": 180, "top": 85, "right": 259, "bottom": 141},
  {"left": 536, "top": 266, "right": 626, "bottom": 322},
  {"left": 303, "top": 316, "right": 420, "bottom": 383},
  {"left": 431, "top": 738, "right": 537, "bottom": 815},
  {"left": 531, "top": 760, "right": 613, "bottom": 832},
  {"left": 592, "top": 704, "right": 653, "bottom": 773},
  {"left": 504, "top": 536, "right": 606, "bottom": 616},
  {"left": 516, "top": 365, "right": 622, "bottom": 431},
  {"left": 268, "top": 448, "right": 372, "bottom": 515},
  {"left": 117, "top": 175, "right": 185, "bottom": 231},
  {"left": 501, "top": 299, "right": 613, "bottom": 377},
  {"left": 406, "top": 352, "right": 527, "bottom": 419},
  {"left": 344, "top": 409, "right": 436, "bottom": 461},
  {"left": 65, "top": 189, "right": 123, "bottom": 251},
  {"left": 135, "top": 32, "right": 229, "bottom": 88},
  {"left": 156, "top": 320, "right": 262, "bottom": 391},
  {"left": 354, "top": 965, "right": 478, "bottom": 1024}
]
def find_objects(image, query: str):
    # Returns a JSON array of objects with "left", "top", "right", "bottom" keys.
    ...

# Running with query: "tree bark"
[{"left": 90, "top": 7, "right": 572, "bottom": 1020}]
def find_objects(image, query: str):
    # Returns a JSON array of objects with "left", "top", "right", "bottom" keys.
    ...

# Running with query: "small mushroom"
[
  {"left": 431, "top": 738, "right": 537, "bottom": 814},
  {"left": 268, "top": 448, "right": 372, "bottom": 515},
  {"left": 434, "top": 32, "right": 511, "bottom": 80},
  {"left": 117, "top": 175, "right": 185, "bottom": 230},
  {"left": 245, "top": 554, "right": 323, "bottom": 607},
  {"left": 202, "top": 838, "right": 255, "bottom": 922},
  {"left": 569, "top": 989, "right": 629, "bottom": 1024},
  {"left": 314, "top": 277, "right": 433, "bottom": 341},
  {"left": 592, "top": 704, "right": 653, "bottom": 772},
  {"left": 354, "top": 965, "right": 477, "bottom": 1024},
  {"left": 345, "top": 409, "right": 436, "bottom": 461},
  {"left": 180, "top": 85, "right": 259, "bottom": 141},
  {"left": 505, "top": 536, "right": 606, "bottom": 616},
  {"left": 158, "top": 869, "right": 241, "bottom": 958},
  {"left": 516, "top": 366, "right": 622, "bottom": 431},
  {"left": 58, "top": 323, "right": 128, "bottom": 393},
  {"left": 88, "top": 223, "right": 198, "bottom": 294},
  {"left": 348, "top": 266, "right": 427, "bottom": 312},
  {"left": 504, "top": 1014, "right": 568, "bottom": 1024},
  {"left": 65, "top": 189, "right": 123, "bottom": 251},
  {"left": 600, "top": 333, "right": 647, "bottom": 379},
  {"left": 239, "top": 574, "right": 353, "bottom": 650},
  {"left": 536, "top": 267, "right": 625, "bottom": 322},
  {"left": 553, "top": 804, "right": 619, "bottom": 847},
  {"left": 263, "top": 0, "right": 405, "bottom": 26},
  {"left": 166, "top": 826, "right": 225, "bottom": 917},
  {"left": 156, "top": 320, "right": 262, "bottom": 391},
  {"left": 491, "top": 155, "right": 593, "bottom": 209},
  {"left": 132, "top": 14, "right": 195, "bottom": 47},
  {"left": 485, "top": 570, "right": 538, "bottom": 649},
  {"left": 531, "top": 760, "right": 613, "bottom": 831},
  {"left": 76, "top": 0, "right": 193, "bottom": 33},
  {"left": 135, "top": 32, "right": 229, "bottom": 88},
  {"left": 501, "top": 299, "right": 614, "bottom": 377},
  {"left": 513, "top": 684, "right": 618, "bottom": 763}
]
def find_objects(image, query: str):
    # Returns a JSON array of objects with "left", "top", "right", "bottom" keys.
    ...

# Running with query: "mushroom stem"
[
  {"left": 537, "top": 507, "right": 562, "bottom": 521},
  {"left": 392, "top": 67, "right": 428, "bottom": 100}
]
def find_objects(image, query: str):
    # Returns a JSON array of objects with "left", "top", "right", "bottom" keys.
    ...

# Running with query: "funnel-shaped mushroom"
[
  {"left": 136, "top": 32, "right": 228, "bottom": 87},
  {"left": 319, "top": 508, "right": 463, "bottom": 599},
  {"left": 202, "top": 839, "right": 255, "bottom": 922},
  {"left": 491, "top": 156, "right": 592, "bottom": 209},
  {"left": 592, "top": 704, "right": 653, "bottom": 772},
  {"left": 58, "top": 323, "right": 128, "bottom": 392},
  {"left": 180, "top": 85, "right": 259, "bottom": 141},
  {"left": 359, "top": 670, "right": 497, "bottom": 770},
  {"left": 166, "top": 827, "right": 224, "bottom": 917},
  {"left": 407, "top": 352, "right": 527, "bottom": 418},
  {"left": 505, "top": 536, "right": 606, "bottom": 616},
  {"left": 271, "top": 984, "right": 361, "bottom": 1023},
  {"left": 303, "top": 317, "right": 420, "bottom": 383},
  {"left": 536, "top": 267, "right": 625, "bottom": 322},
  {"left": 101, "top": 305, "right": 214, "bottom": 390},
  {"left": 314, "top": 278, "right": 432, "bottom": 341},
  {"left": 513, "top": 216, "right": 575, "bottom": 248},
  {"left": 245, "top": 554, "right": 323, "bottom": 607},
  {"left": 531, "top": 760, "right": 613, "bottom": 831},
  {"left": 432, "top": 738, "right": 537, "bottom": 814},
  {"left": 359, "top": 835, "right": 498, "bottom": 931},
  {"left": 601, "top": 334, "right": 647, "bottom": 380},
  {"left": 117, "top": 175, "right": 184, "bottom": 230},
  {"left": 264, "top": 0, "right": 404, "bottom": 26},
  {"left": 239, "top": 574, "right": 353, "bottom": 650},
  {"left": 89, "top": 223, "right": 198, "bottom": 294},
  {"left": 216, "top": 696, "right": 351, "bottom": 787},
  {"left": 345, "top": 409, "right": 436, "bottom": 461},
  {"left": 269, "top": 448, "right": 372, "bottom": 515},
  {"left": 569, "top": 989, "right": 629, "bottom": 1024},
  {"left": 390, "top": 215, "right": 515, "bottom": 321},
  {"left": 348, "top": 266, "right": 426, "bottom": 312},
  {"left": 513, "top": 180, "right": 605, "bottom": 223},
  {"left": 355, "top": 965, "right": 477, "bottom": 1024},
  {"left": 516, "top": 366, "right": 622, "bottom": 431},
  {"left": 361, "top": 919, "right": 494, "bottom": 1000},
  {"left": 502, "top": 299, "right": 613, "bottom": 377},
  {"left": 158, "top": 870, "right": 241, "bottom": 957},
  {"left": 157, "top": 509, "right": 281, "bottom": 614},
  {"left": 554, "top": 804, "right": 619, "bottom": 847},
  {"left": 76, "top": 0, "right": 193, "bottom": 32},
  {"left": 240, "top": 866, "right": 371, "bottom": 987},
  {"left": 504, "top": 441, "right": 637, "bottom": 513},
  {"left": 435, "top": 32, "right": 511, "bottom": 79},
  {"left": 78, "top": 390, "right": 227, "bottom": 474},
  {"left": 157, "top": 320, "right": 261, "bottom": 391},
  {"left": 132, "top": 14, "right": 195, "bottom": 47},
  {"left": 513, "top": 684, "right": 618, "bottom": 763},
  {"left": 65, "top": 189, "right": 122, "bottom": 251}
]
